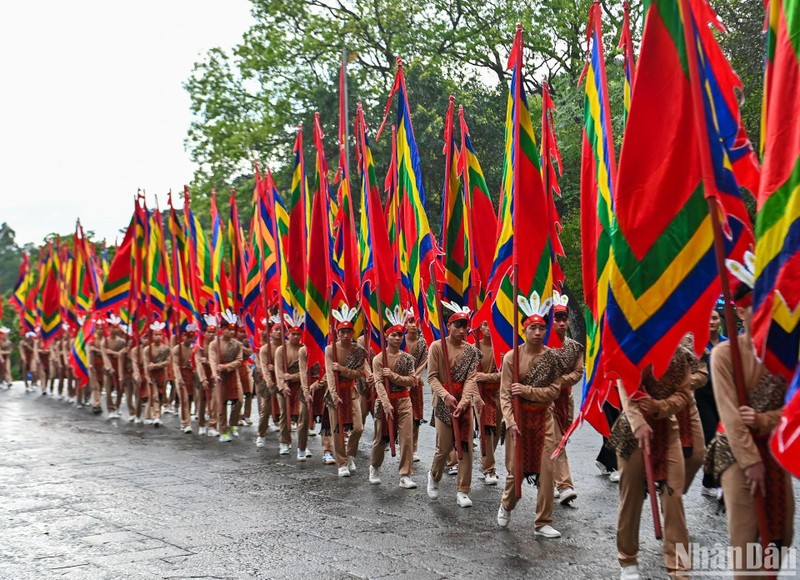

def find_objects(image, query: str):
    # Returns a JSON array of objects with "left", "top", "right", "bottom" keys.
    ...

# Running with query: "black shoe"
[{"left": 92, "top": 406, "right": 103, "bottom": 415}]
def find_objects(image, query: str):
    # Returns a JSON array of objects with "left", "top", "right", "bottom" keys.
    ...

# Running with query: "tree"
[{"left": 0, "top": 223, "right": 22, "bottom": 296}]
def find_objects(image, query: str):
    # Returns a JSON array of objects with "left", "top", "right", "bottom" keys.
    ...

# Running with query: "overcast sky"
[{"left": 0, "top": 1, "right": 253, "bottom": 246}]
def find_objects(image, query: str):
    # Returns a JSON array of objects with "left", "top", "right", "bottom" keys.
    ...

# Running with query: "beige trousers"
[
  {"left": 371, "top": 397, "right": 414, "bottom": 476},
  {"left": 430, "top": 412, "right": 474, "bottom": 494},
  {"left": 500, "top": 411, "right": 556, "bottom": 528},
  {"left": 329, "top": 391, "right": 364, "bottom": 466}
]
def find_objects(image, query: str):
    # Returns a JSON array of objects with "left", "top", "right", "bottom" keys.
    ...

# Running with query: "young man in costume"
[
  {"left": 172, "top": 324, "right": 201, "bottom": 434},
  {"left": 208, "top": 310, "right": 244, "bottom": 442},
  {"left": 103, "top": 315, "right": 127, "bottom": 419},
  {"left": 256, "top": 317, "right": 282, "bottom": 448},
  {"left": 551, "top": 292, "right": 582, "bottom": 505},
  {"left": 274, "top": 313, "right": 307, "bottom": 456},
  {"left": 707, "top": 253, "right": 794, "bottom": 578},
  {"left": 143, "top": 321, "right": 171, "bottom": 427},
  {"left": 496, "top": 293, "right": 562, "bottom": 538},
  {"left": 475, "top": 320, "right": 501, "bottom": 486},
  {"left": 0, "top": 327, "right": 12, "bottom": 387},
  {"left": 404, "top": 312, "right": 428, "bottom": 463},
  {"left": 326, "top": 305, "right": 371, "bottom": 477},
  {"left": 368, "top": 307, "right": 418, "bottom": 489},
  {"left": 426, "top": 302, "right": 482, "bottom": 508}
]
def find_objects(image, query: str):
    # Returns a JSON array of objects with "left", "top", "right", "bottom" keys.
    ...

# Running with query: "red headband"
[
  {"left": 553, "top": 305, "right": 568, "bottom": 314},
  {"left": 384, "top": 324, "right": 405, "bottom": 336},
  {"left": 448, "top": 312, "right": 470, "bottom": 323},
  {"left": 523, "top": 314, "right": 547, "bottom": 328},
  {"left": 337, "top": 321, "right": 354, "bottom": 331}
]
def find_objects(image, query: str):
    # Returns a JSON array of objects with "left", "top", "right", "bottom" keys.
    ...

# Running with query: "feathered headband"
[
  {"left": 0, "top": 327, "right": 10, "bottom": 335},
  {"left": 203, "top": 313, "right": 218, "bottom": 330},
  {"left": 182, "top": 323, "right": 198, "bottom": 335},
  {"left": 149, "top": 321, "right": 167, "bottom": 333},
  {"left": 442, "top": 300, "right": 471, "bottom": 323},
  {"left": 283, "top": 311, "right": 305, "bottom": 332},
  {"left": 725, "top": 250, "right": 755, "bottom": 307},
  {"left": 517, "top": 291, "right": 553, "bottom": 328},
  {"left": 384, "top": 305, "right": 410, "bottom": 336},
  {"left": 220, "top": 309, "right": 238, "bottom": 328},
  {"left": 332, "top": 304, "right": 359, "bottom": 330},
  {"left": 106, "top": 314, "right": 122, "bottom": 327},
  {"left": 552, "top": 290, "right": 569, "bottom": 314}
]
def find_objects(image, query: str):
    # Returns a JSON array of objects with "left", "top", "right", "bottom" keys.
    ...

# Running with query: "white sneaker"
[
  {"left": 305, "top": 449, "right": 312, "bottom": 458},
  {"left": 554, "top": 488, "right": 560, "bottom": 499},
  {"left": 413, "top": 453, "right": 420, "bottom": 463},
  {"left": 399, "top": 476, "right": 417, "bottom": 489},
  {"left": 619, "top": 564, "right": 641, "bottom": 580},
  {"left": 308, "top": 428, "right": 317, "bottom": 437},
  {"left": 134, "top": 417, "right": 143, "bottom": 425},
  {"left": 447, "top": 465, "right": 458, "bottom": 476},
  {"left": 297, "top": 448, "right": 307, "bottom": 461},
  {"left": 207, "top": 428, "right": 220, "bottom": 437},
  {"left": 596, "top": 460, "right": 611, "bottom": 475},
  {"left": 609, "top": 470, "right": 621, "bottom": 483},
  {"left": 291, "top": 421, "right": 298, "bottom": 432},
  {"left": 279, "top": 443, "right": 291, "bottom": 455},
  {"left": 182, "top": 425, "right": 192, "bottom": 434},
  {"left": 268, "top": 424, "right": 280, "bottom": 433},
  {"left": 144, "top": 419, "right": 154, "bottom": 425},
  {"left": 368, "top": 465, "right": 381, "bottom": 484},
  {"left": 107, "top": 412, "right": 121, "bottom": 420},
  {"left": 128, "top": 416, "right": 135, "bottom": 423},
  {"left": 427, "top": 472, "right": 439, "bottom": 499},
  {"left": 153, "top": 418, "right": 162, "bottom": 428},
  {"left": 534, "top": 525, "right": 561, "bottom": 539},
  {"left": 220, "top": 433, "right": 232, "bottom": 442},
  {"left": 347, "top": 456, "right": 356, "bottom": 473},
  {"left": 230, "top": 427, "right": 239, "bottom": 438},
  {"left": 322, "top": 451, "right": 336, "bottom": 465},
  {"left": 484, "top": 473, "right": 498, "bottom": 486},
  {"left": 338, "top": 466, "right": 351, "bottom": 477},
  {"left": 559, "top": 487, "right": 577, "bottom": 506},
  {"left": 256, "top": 436, "right": 266, "bottom": 448},
  {"left": 198, "top": 426, "right": 207, "bottom": 436},
  {"left": 701, "top": 486, "right": 718, "bottom": 497},
  {"left": 497, "top": 505, "right": 510, "bottom": 528},
  {"left": 456, "top": 492, "right": 473, "bottom": 508}
]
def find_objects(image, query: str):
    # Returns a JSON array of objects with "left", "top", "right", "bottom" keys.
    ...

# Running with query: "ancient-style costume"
[
  {"left": 609, "top": 347, "right": 692, "bottom": 577},
  {"left": 707, "top": 334, "right": 794, "bottom": 577},
  {"left": 553, "top": 336, "right": 584, "bottom": 494},
  {"left": 197, "top": 341, "right": 216, "bottom": 431},
  {"left": 172, "top": 342, "right": 200, "bottom": 429},
  {"left": 476, "top": 338, "right": 501, "bottom": 478},
  {"left": 325, "top": 341, "right": 370, "bottom": 468},
  {"left": 371, "top": 350, "right": 416, "bottom": 477},
  {"left": 104, "top": 335, "right": 127, "bottom": 414},
  {"left": 88, "top": 335, "right": 105, "bottom": 410},
  {"left": 144, "top": 342, "right": 171, "bottom": 421},
  {"left": 209, "top": 337, "right": 244, "bottom": 434},
  {"left": 678, "top": 334, "right": 708, "bottom": 493},
  {"left": 257, "top": 340, "right": 280, "bottom": 440},
  {"left": 428, "top": 338, "right": 480, "bottom": 494},
  {"left": 499, "top": 347, "right": 561, "bottom": 523},
  {"left": 275, "top": 343, "right": 305, "bottom": 451},
  {"left": 405, "top": 334, "right": 428, "bottom": 456}
]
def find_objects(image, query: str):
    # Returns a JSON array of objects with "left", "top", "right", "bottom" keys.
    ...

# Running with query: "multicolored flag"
[
  {"left": 227, "top": 190, "right": 248, "bottom": 314},
  {"left": 440, "top": 96, "right": 470, "bottom": 309},
  {"left": 209, "top": 190, "right": 230, "bottom": 314},
  {"left": 378, "top": 59, "right": 438, "bottom": 343},
  {"left": 540, "top": 84, "right": 566, "bottom": 295},
  {"left": 168, "top": 193, "right": 198, "bottom": 329},
  {"left": 603, "top": 0, "right": 757, "bottom": 392},
  {"left": 476, "top": 26, "right": 553, "bottom": 366},
  {"left": 356, "top": 104, "right": 399, "bottom": 353},
  {"left": 305, "top": 113, "right": 334, "bottom": 369},
  {"left": 184, "top": 188, "right": 214, "bottom": 314},
  {"left": 95, "top": 209, "right": 136, "bottom": 314},
  {"left": 752, "top": 0, "right": 800, "bottom": 381},
  {"left": 147, "top": 206, "right": 170, "bottom": 323},
  {"left": 458, "top": 107, "right": 496, "bottom": 310},
  {"left": 40, "top": 245, "right": 62, "bottom": 346},
  {"left": 286, "top": 127, "right": 309, "bottom": 318},
  {"left": 70, "top": 316, "right": 94, "bottom": 388},
  {"left": 10, "top": 253, "right": 29, "bottom": 312},
  {"left": 771, "top": 363, "right": 800, "bottom": 478}
]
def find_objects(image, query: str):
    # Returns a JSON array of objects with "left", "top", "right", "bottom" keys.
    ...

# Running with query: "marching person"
[
  {"left": 475, "top": 320, "right": 501, "bottom": 486},
  {"left": 197, "top": 318, "right": 219, "bottom": 437},
  {"left": 117, "top": 325, "right": 138, "bottom": 421},
  {"left": 610, "top": 345, "right": 694, "bottom": 579},
  {"left": 88, "top": 320, "right": 106, "bottom": 413},
  {"left": 707, "top": 257, "right": 794, "bottom": 577},
  {"left": 426, "top": 302, "right": 482, "bottom": 508},
  {"left": 404, "top": 312, "right": 428, "bottom": 463},
  {"left": 368, "top": 308, "right": 418, "bottom": 489},
  {"left": 172, "top": 324, "right": 201, "bottom": 434},
  {"left": 696, "top": 308, "right": 726, "bottom": 496},
  {"left": 36, "top": 331, "right": 53, "bottom": 396},
  {"left": 143, "top": 321, "right": 171, "bottom": 427},
  {"left": 129, "top": 332, "right": 150, "bottom": 424},
  {"left": 298, "top": 337, "right": 324, "bottom": 461},
  {"left": 0, "top": 327, "right": 12, "bottom": 387},
  {"left": 255, "top": 318, "right": 281, "bottom": 448},
  {"left": 274, "top": 313, "right": 306, "bottom": 456},
  {"left": 209, "top": 310, "right": 244, "bottom": 442},
  {"left": 551, "top": 292, "right": 582, "bottom": 505},
  {"left": 20, "top": 331, "right": 36, "bottom": 391},
  {"left": 103, "top": 315, "right": 127, "bottom": 420},
  {"left": 326, "top": 305, "right": 371, "bottom": 477},
  {"left": 236, "top": 324, "right": 255, "bottom": 426},
  {"left": 495, "top": 293, "right": 562, "bottom": 538}
]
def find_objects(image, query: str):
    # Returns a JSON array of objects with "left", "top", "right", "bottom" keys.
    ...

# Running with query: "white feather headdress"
[
  {"left": 441, "top": 300, "right": 471, "bottom": 318},
  {"left": 283, "top": 311, "right": 305, "bottom": 329},
  {"left": 552, "top": 290, "right": 569, "bottom": 309},
  {"left": 517, "top": 291, "right": 553, "bottom": 320},
  {"left": 384, "top": 305, "right": 410, "bottom": 328},
  {"left": 725, "top": 250, "right": 756, "bottom": 289},
  {"left": 220, "top": 309, "right": 238, "bottom": 326},
  {"left": 149, "top": 321, "right": 166, "bottom": 332},
  {"left": 332, "top": 304, "right": 359, "bottom": 325},
  {"left": 203, "top": 313, "right": 218, "bottom": 328}
]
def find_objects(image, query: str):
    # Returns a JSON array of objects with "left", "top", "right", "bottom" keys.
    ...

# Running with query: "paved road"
[{"left": 0, "top": 382, "right": 795, "bottom": 579}]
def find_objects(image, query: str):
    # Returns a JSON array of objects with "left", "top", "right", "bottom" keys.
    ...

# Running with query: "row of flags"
[{"left": 4, "top": 0, "right": 799, "bottom": 476}]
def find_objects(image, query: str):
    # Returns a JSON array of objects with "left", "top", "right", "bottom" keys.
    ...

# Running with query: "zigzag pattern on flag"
[
  {"left": 476, "top": 25, "right": 552, "bottom": 366},
  {"left": 95, "top": 208, "right": 136, "bottom": 314},
  {"left": 603, "top": 0, "right": 756, "bottom": 392},
  {"left": 286, "top": 127, "right": 309, "bottom": 319},
  {"left": 752, "top": 0, "right": 800, "bottom": 381},
  {"left": 70, "top": 316, "right": 93, "bottom": 388},
  {"left": 40, "top": 245, "right": 62, "bottom": 346},
  {"left": 10, "top": 253, "right": 29, "bottom": 312},
  {"left": 570, "top": 1, "right": 620, "bottom": 439},
  {"left": 168, "top": 193, "right": 198, "bottom": 330},
  {"left": 356, "top": 104, "right": 399, "bottom": 354},
  {"left": 184, "top": 191, "right": 214, "bottom": 313},
  {"left": 147, "top": 206, "right": 170, "bottom": 321},
  {"left": 458, "top": 107, "right": 496, "bottom": 311},
  {"left": 304, "top": 113, "right": 333, "bottom": 370}
]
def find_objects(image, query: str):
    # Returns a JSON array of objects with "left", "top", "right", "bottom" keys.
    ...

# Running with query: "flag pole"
[
  {"left": 375, "top": 282, "right": 396, "bottom": 457},
  {"left": 677, "top": 0, "right": 771, "bottom": 556},
  {"left": 342, "top": 45, "right": 350, "bottom": 176}
]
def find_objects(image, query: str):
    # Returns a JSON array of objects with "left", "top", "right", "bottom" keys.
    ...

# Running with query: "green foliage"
[{"left": 0, "top": 223, "right": 22, "bottom": 296}]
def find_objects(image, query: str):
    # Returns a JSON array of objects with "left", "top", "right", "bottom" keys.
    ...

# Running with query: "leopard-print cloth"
[
  {"left": 375, "top": 352, "right": 415, "bottom": 420},
  {"left": 433, "top": 342, "right": 480, "bottom": 426},
  {"left": 554, "top": 337, "right": 583, "bottom": 431}
]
